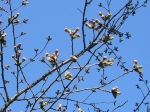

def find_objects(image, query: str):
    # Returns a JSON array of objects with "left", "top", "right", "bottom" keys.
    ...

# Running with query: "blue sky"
[{"left": 0, "top": 0, "right": 150, "bottom": 111}]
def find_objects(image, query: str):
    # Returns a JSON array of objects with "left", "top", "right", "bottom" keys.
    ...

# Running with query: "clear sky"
[{"left": 0, "top": 0, "right": 150, "bottom": 112}]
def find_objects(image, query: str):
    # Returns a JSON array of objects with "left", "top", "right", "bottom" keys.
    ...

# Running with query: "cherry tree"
[{"left": 0, "top": 0, "right": 149, "bottom": 112}]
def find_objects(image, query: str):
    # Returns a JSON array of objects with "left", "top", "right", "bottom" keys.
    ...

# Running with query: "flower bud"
[
  {"left": 45, "top": 52, "right": 49, "bottom": 57},
  {"left": 12, "top": 54, "right": 15, "bottom": 58},
  {"left": 64, "top": 28, "right": 72, "bottom": 33},
  {"left": 76, "top": 33, "right": 80, "bottom": 37},
  {"left": 22, "top": 57, "right": 26, "bottom": 61},
  {"left": 22, "top": 0, "right": 29, "bottom": 5},
  {"left": 99, "top": 12, "right": 106, "bottom": 21},
  {"left": 0, "top": 33, "right": 7, "bottom": 40},
  {"left": 65, "top": 71, "right": 72, "bottom": 80},
  {"left": 14, "top": 13, "right": 19, "bottom": 19},
  {"left": 55, "top": 49, "right": 58, "bottom": 53},
  {"left": 18, "top": 43, "right": 22, "bottom": 47},
  {"left": 134, "top": 60, "right": 138, "bottom": 63},
  {"left": 14, "top": 46, "right": 17, "bottom": 52},
  {"left": 105, "top": 13, "right": 112, "bottom": 20},
  {"left": 103, "top": 56, "right": 107, "bottom": 59},
  {"left": 95, "top": 19, "right": 102, "bottom": 25},
  {"left": 57, "top": 104, "right": 62, "bottom": 111},
  {"left": 64, "top": 28, "right": 68, "bottom": 31},
  {"left": 71, "top": 55, "right": 77, "bottom": 62},
  {"left": 92, "top": 20, "right": 96, "bottom": 24},
  {"left": 17, "top": 50, "right": 22, "bottom": 57},
  {"left": 76, "top": 27, "right": 79, "bottom": 30},
  {"left": 85, "top": 23, "right": 92, "bottom": 29}
]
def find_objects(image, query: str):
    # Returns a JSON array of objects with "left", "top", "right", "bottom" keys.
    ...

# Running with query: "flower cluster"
[
  {"left": 8, "top": 13, "right": 20, "bottom": 24},
  {"left": 99, "top": 56, "right": 114, "bottom": 68},
  {"left": 99, "top": 12, "right": 112, "bottom": 21},
  {"left": 133, "top": 60, "right": 142, "bottom": 74},
  {"left": 64, "top": 27, "right": 80, "bottom": 39},
  {"left": 0, "top": 32, "right": 7, "bottom": 45},
  {"left": 39, "top": 99, "right": 48, "bottom": 110},
  {"left": 100, "top": 34, "right": 113, "bottom": 43},
  {"left": 46, "top": 49, "right": 59, "bottom": 66},
  {"left": 65, "top": 71, "right": 72, "bottom": 80},
  {"left": 85, "top": 12, "right": 112, "bottom": 30},
  {"left": 12, "top": 54, "right": 26, "bottom": 65},
  {"left": 85, "top": 19, "right": 102, "bottom": 30},
  {"left": 12, "top": 46, "right": 26, "bottom": 65},
  {"left": 14, "top": 43, "right": 22, "bottom": 52},
  {"left": 111, "top": 86, "right": 121, "bottom": 98}
]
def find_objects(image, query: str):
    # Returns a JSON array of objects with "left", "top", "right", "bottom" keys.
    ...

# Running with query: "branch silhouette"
[{"left": 0, "top": 0, "right": 149, "bottom": 112}]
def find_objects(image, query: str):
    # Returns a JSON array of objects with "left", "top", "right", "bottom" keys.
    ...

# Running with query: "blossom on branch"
[
  {"left": 99, "top": 56, "right": 114, "bottom": 68},
  {"left": 100, "top": 34, "right": 113, "bottom": 43},
  {"left": 57, "top": 104, "right": 62, "bottom": 111},
  {"left": 133, "top": 60, "right": 143, "bottom": 75},
  {"left": 85, "top": 19, "right": 102, "bottom": 30},
  {"left": 0, "top": 32, "right": 7, "bottom": 45},
  {"left": 111, "top": 86, "right": 121, "bottom": 98},
  {"left": 46, "top": 49, "right": 59, "bottom": 65},
  {"left": 65, "top": 71, "right": 72, "bottom": 80},
  {"left": 64, "top": 27, "right": 80, "bottom": 39},
  {"left": 78, "top": 108, "right": 84, "bottom": 112},
  {"left": 99, "top": 12, "right": 112, "bottom": 21}
]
